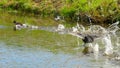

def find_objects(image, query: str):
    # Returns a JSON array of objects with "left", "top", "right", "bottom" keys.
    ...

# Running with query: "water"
[
  {"left": 103, "top": 35, "right": 113, "bottom": 55},
  {"left": 0, "top": 42, "right": 120, "bottom": 68},
  {"left": 70, "top": 21, "right": 120, "bottom": 54},
  {"left": 0, "top": 23, "right": 120, "bottom": 68},
  {"left": 0, "top": 24, "right": 120, "bottom": 68},
  {"left": 0, "top": 25, "right": 8, "bottom": 29},
  {"left": 0, "top": 12, "right": 120, "bottom": 68},
  {"left": 93, "top": 43, "right": 99, "bottom": 60}
]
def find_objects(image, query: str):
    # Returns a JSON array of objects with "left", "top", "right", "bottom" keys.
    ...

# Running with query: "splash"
[
  {"left": 93, "top": 43, "right": 99, "bottom": 52},
  {"left": 107, "top": 21, "right": 120, "bottom": 36},
  {"left": 103, "top": 34, "right": 113, "bottom": 55},
  {"left": 116, "top": 37, "right": 120, "bottom": 46},
  {"left": 69, "top": 21, "right": 120, "bottom": 56},
  {"left": 56, "top": 24, "right": 65, "bottom": 34},
  {"left": 72, "top": 26, "right": 79, "bottom": 32},
  {"left": 93, "top": 43, "right": 99, "bottom": 60}
]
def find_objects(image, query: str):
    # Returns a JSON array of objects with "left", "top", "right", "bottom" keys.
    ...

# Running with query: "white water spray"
[
  {"left": 72, "top": 27, "right": 78, "bottom": 32},
  {"left": 93, "top": 43, "right": 99, "bottom": 52},
  {"left": 93, "top": 43, "right": 99, "bottom": 60},
  {"left": 55, "top": 21, "right": 120, "bottom": 58},
  {"left": 116, "top": 37, "right": 120, "bottom": 46},
  {"left": 103, "top": 35, "right": 113, "bottom": 55},
  {"left": 56, "top": 24, "right": 65, "bottom": 34}
]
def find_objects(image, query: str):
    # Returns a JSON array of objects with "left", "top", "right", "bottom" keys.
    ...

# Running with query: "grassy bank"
[
  {"left": 0, "top": 10, "right": 59, "bottom": 26},
  {"left": 0, "top": 0, "right": 120, "bottom": 24}
]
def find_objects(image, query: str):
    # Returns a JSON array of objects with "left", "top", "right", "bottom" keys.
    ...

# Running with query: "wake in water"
[
  {"left": 68, "top": 21, "right": 120, "bottom": 59},
  {"left": 12, "top": 20, "right": 120, "bottom": 60}
]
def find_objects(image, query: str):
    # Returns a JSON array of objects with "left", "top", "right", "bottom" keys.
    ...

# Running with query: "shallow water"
[
  {"left": 0, "top": 42, "right": 120, "bottom": 68},
  {"left": 0, "top": 25, "right": 120, "bottom": 68},
  {"left": 0, "top": 11, "right": 120, "bottom": 68}
]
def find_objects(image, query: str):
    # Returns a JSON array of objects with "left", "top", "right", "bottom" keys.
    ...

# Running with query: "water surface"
[
  {"left": 0, "top": 42, "right": 120, "bottom": 68},
  {"left": 0, "top": 11, "right": 120, "bottom": 68}
]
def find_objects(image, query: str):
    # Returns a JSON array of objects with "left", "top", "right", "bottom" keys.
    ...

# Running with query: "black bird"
[
  {"left": 82, "top": 35, "right": 94, "bottom": 47},
  {"left": 13, "top": 20, "right": 23, "bottom": 31},
  {"left": 82, "top": 35, "right": 94, "bottom": 43},
  {"left": 77, "top": 33, "right": 100, "bottom": 46},
  {"left": 70, "top": 32, "right": 100, "bottom": 54},
  {"left": 13, "top": 20, "right": 23, "bottom": 26},
  {"left": 81, "top": 35, "right": 98, "bottom": 54}
]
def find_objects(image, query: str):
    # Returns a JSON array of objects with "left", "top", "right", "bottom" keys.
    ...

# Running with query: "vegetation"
[
  {"left": 0, "top": 0, "right": 120, "bottom": 24},
  {"left": 0, "top": 11, "right": 58, "bottom": 26}
]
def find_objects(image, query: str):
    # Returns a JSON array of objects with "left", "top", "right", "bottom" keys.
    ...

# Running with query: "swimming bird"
[
  {"left": 13, "top": 20, "right": 23, "bottom": 25},
  {"left": 73, "top": 32, "right": 100, "bottom": 46},
  {"left": 13, "top": 20, "right": 23, "bottom": 31},
  {"left": 13, "top": 20, "right": 29, "bottom": 31},
  {"left": 83, "top": 35, "right": 94, "bottom": 43},
  {"left": 80, "top": 34, "right": 100, "bottom": 54}
]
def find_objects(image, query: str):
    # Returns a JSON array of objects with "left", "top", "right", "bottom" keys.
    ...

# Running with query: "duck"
[
  {"left": 13, "top": 20, "right": 23, "bottom": 31},
  {"left": 76, "top": 33, "right": 99, "bottom": 45},
  {"left": 13, "top": 20, "right": 29, "bottom": 31},
  {"left": 81, "top": 34, "right": 100, "bottom": 54},
  {"left": 82, "top": 35, "right": 94, "bottom": 44}
]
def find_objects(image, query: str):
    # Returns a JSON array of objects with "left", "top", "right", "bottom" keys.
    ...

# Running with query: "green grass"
[
  {"left": 0, "top": 10, "right": 59, "bottom": 26},
  {"left": 0, "top": 0, "right": 119, "bottom": 24}
]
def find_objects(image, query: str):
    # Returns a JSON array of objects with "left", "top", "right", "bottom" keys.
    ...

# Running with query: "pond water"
[
  {"left": 0, "top": 42, "right": 120, "bottom": 68},
  {"left": 0, "top": 12, "right": 120, "bottom": 68},
  {"left": 0, "top": 24, "right": 120, "bottom": 68}
]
